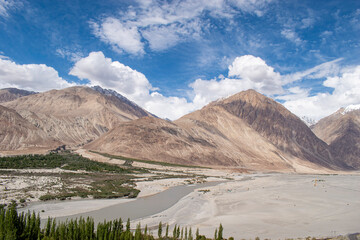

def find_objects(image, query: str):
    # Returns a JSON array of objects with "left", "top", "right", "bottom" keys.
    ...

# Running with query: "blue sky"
[{"left": 0, "top": 0, "right": 359, "bottom": 120}]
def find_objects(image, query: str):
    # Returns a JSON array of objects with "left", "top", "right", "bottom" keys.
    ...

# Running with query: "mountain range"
[{"left": 0, "top": 86, "right": 358, "bottom": 172}]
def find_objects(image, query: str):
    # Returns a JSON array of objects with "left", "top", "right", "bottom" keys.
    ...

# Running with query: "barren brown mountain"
[
  {"left": 0, "top": 88, "right": 36, "bottom": 103},
  {"left": 211, "top": 90, "right": 349, "bottom": 169},
  {"left": 2, "top": 86, "right": 151, "bottom": 148},
  {"left": 0, "top": 105, "right": 59, "bottom": 151},
  {"left": 86, "top": 90, "right": 345, "bottom": 171},
  {"left": 312, "top": 106, "right": 360, "bottom": 169}
]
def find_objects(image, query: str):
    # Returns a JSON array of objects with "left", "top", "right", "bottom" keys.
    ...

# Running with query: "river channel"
[{"left": 21, "top": 180, "right": 223, "bottom": 226}]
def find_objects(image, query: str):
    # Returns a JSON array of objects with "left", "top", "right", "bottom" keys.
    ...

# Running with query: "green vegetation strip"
[
  {"left": 0, "top": 152, "right": 146, "bottom": 174},
  {"left": 90, "top": 151, "right": 207, "bottom": 169}
]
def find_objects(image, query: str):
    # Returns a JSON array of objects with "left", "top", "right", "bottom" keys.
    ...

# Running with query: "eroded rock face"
[
  {"left": 312, "top": 108, "right": 360, "bottom": 169},
  {"left": 0, "top": 105, "right": 60, "bottom": 151},
  {"left": 2, "top": 86, "right": 151, "bottom": 149}
]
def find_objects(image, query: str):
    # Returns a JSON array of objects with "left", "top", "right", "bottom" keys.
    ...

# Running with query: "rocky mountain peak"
[
  {"left": 340, "top": 104, "right": 360, "bottom": 115},
  {"left": 0, "top": 88, "right": 37, "bottom": 103},
  {"left": 209, "top": 89, "right": 348, "bottom": 170}
]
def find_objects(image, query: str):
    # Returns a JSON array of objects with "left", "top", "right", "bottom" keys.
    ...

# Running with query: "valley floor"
[
  {"left": 20, "top": 172, "right": 360, "bottom": 240},
  {"left": 3, "top": 150, "right": 360, "bottom": 239},
  {"left": 135, "top": 173, "right": 360, "bottom": 239}
]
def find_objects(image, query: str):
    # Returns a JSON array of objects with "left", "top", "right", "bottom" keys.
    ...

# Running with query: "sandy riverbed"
[{"left": 133, "top": 173, "right": 360, "bottom": 239}]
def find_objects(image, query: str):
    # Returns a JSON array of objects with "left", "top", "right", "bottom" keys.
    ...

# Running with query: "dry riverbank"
[{"left": 134, "top": 173, "right": 360, "bottom": 239}]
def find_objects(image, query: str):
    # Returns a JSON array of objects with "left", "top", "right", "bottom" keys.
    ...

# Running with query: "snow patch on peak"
[
  {"left": 90, "top": 85, "right": 147, "bottom": 114},
  {"left": 341, "top": 104, "right": 360, "bottom": 115}
]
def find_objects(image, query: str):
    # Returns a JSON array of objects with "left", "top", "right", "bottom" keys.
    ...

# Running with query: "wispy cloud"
[
  {"left": 281, "top": 29, "right": 304, "bottom": 46},
  {"left": 56, "top": 48, "right": 84, "bottom": 63},
  {"left": 282, "top": 58, "right": 343, "bottom": 84},
  {"left": 0, "top": 0, "right": 21, "bottom": 18},
  {"left": 90, "top": 0, "right": 275, "bottom": 55}
]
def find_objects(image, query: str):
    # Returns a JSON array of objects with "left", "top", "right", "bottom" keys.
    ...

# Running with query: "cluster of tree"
[
  {"left": 0, "top": 206, "right": 41, "bottom": 239},
  {"left": 0, "top": 152, "right": 145, "bottom": 174},
  {"left": 0, "top": 206, "right": 228, "bottom": 240}
]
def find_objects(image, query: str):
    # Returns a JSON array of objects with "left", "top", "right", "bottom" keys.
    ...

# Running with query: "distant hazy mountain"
[
  {"left": 86, "top": 90, "right": 348, "bottom": 171},
  {"left": 2, "top": 86, "right": 151, "bottom": 148},
  {"left": 312, "top": 105, "right": 360, "bottom": 169},
  {"left": 0, "top": 88, "right": 36, "bottom": 103}
]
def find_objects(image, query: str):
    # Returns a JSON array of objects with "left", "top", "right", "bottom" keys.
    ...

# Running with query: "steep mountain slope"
[
  {"left": 3, "top": 86, "right": 151, "bottom": 147},
  {"left": 86, "top": 89, "right": 339, "bottom": 172},
  {"left": 312, "top": 106, "right": 360, "bottom": 169},
  {"left": 86, "top": 109, "right": 299, "bottom": 171},
  {"left": 0, "top": 105, "right": 59, "bottom": 151},
  {"left": 0, "top": 88, "right": 36, "bottom": 103},
  {"left": 213, "top": 90, "right": 346, "bottom": 169}
]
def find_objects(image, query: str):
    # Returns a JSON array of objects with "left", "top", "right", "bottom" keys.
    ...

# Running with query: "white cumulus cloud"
[
  {"left": 0, "top": 57, "right": 74, "bottom": 91},
  {"left": 228, "top": 55, "right": 283, "bottom": 94},
  {"left": 69, "top": 51, "right": 151, "bottom": 99},
  {"left": 190, "top": 55, "right": 284, "bottom": 107}
]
